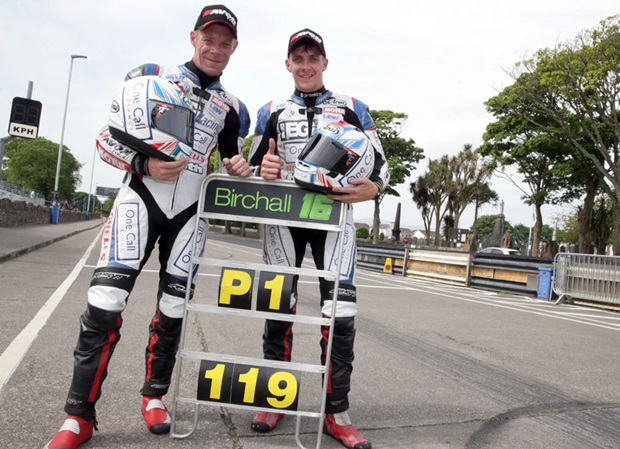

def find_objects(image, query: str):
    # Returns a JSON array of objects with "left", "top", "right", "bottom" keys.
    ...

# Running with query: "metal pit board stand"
[{"left": 170, "top": 173, "right": 348, "bottom": 449}]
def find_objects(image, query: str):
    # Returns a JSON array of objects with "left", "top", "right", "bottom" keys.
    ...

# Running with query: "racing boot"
[
  {"left": 323, "top": 412, "right": 372, "bottom": 449},
  {"left": 141, "top": 396, "right": 171, "bottom": 434},
  {"left": 250, "top": 411, "right": 284, "bottom": 433},
  {"left": 44, "top": 414, "right": 95, "bottom": 449}
]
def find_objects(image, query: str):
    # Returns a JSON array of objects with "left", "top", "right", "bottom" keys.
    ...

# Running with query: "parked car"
[{"left": 478, "top": 247, "right": 520, "bottom": 256}]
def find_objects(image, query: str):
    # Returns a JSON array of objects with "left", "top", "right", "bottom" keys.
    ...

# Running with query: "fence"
[
  {"left": 552, "top": 253, "right": 620, "bottom": 306},
  {"left": 357, "top": 243, "right": 554, "bottom": 298}
]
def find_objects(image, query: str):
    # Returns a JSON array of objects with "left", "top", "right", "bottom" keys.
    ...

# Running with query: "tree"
[
  {"left": 410, "top": 177, "right": 434, "bottom": 245},
  {"left": 591, "top": 195, "right": 614, "bottom": 254},
  {"left": 553, "top": 210, "right": 580, "bottom": 246},
  {"left": 480, "top": 87, "right": 579, "bottom": 256},
  {"left": 470, "top": 183, "right": 499, "bottom": 234},
  {"left": 3, "top": 137, "right": 83, "bottom": 201},
  {"left": 101, "top": 197, "right": 114, "bottom": 215},
  {"left": 356, "top": 227, "right": 370, "bottom": 239},
  {"left": 370, "top": 110, "right": 425, "bottom": 244},
  {"left": 446, "top": 144, "right": 495, "bottom": 231},
  {"left": 503, "top": 15, "right": 620, "bottom": 253},
  {"left": 411, "top": 155, "right": 452, "bottom": 246}
]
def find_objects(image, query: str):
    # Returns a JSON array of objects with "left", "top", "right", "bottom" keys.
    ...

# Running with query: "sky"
[{"left": 1, "top": 0, "right": 619, "bottom": 231}]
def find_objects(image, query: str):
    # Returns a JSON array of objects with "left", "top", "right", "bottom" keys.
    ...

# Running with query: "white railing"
[{"left": 553, "top": 253, "right": 620, "bottom": 305}]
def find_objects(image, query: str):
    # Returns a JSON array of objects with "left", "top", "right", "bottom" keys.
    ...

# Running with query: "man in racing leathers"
[
  {"left": 247, "top": 28, "right": 389, "bottom": 449},
  {"left": 45, "top": 5, "right": 251, "bottom": 449}
]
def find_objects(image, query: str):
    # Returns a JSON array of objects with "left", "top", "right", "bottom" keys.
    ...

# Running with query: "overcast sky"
[{"left": 1, "top": 0, "right": 619, "bottom": 230}]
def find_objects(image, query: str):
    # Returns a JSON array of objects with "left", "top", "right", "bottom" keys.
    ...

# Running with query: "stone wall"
[{"left": 0, "top": 198, "right": 97, "bottom": 227}]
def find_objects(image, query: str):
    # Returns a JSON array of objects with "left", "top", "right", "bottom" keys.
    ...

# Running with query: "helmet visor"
[
  {"left": 299, "top": 133, "right": 359, "bottom": 176},
  {"left": 150, "top": 100, "right": 195, "bottom": 146}
]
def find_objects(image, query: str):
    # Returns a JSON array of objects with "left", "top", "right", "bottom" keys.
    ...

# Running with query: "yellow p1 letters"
[{"left": 218, "top": 268, "right": 254, "bottom": 310}]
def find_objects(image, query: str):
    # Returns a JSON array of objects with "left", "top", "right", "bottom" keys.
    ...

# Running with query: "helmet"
[
  {"left": 294, "top": 121, "right": 375, "bottom": 193},
  {"left": 108, "top": 76, "right": 195, "bottom": 161}
]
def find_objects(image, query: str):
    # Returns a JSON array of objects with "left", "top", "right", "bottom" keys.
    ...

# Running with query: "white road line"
[
  {"left": 88, "top": 240, "right": 620, "bottom": 335},
  {"left": 0, "top": 228, "right": 102, "bottom": 391}
]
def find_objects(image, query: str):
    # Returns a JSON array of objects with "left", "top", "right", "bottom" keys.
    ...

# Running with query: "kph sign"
[{"left": 8, "top": 97, "right": 42, "bottom": 139}]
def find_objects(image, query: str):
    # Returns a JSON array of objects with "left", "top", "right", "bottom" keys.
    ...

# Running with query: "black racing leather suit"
[
  {"left": 248, "top": 87, "right": 389, "bottom": 413},
  {"left": 64, "top": 62, "right": 249, "bottom": 420}
]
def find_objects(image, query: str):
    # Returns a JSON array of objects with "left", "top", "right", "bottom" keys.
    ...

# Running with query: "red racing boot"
[
  {"left": 44, "top": 415, "right": 95, "bottom": 449},
  {"left": 141, "top": 396, "right": 171, "bottom": 434},
  {"left": 324, "top": 412, "right": 372, "bottom": 449},
  {"left": 251, "top": 411, "right": 284, "bottom": 433}
]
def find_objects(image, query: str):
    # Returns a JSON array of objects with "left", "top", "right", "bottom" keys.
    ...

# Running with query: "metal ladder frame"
[{"left": 169, "top": 174, "right": 349, "bottom": 449}]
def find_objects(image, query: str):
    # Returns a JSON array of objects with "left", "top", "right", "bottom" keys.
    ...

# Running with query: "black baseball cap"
[
  {"left": 287, "top": 28, "right": 326, "bottom": 57},
  {"left": 194, "top": 4, "right": 238, "bottom": 39}
]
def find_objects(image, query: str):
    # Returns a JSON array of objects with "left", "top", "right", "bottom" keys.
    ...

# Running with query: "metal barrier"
[
  {"left": 471, "top": 253, "right": 552, "bottom": 297},
  {"left": 553, "top": 253, "right": 620, "bottom": 306},
  {"left": 356, "top": 243, "right": 555, "bottom": 297},
  {"left": 356, "top": 245, "right": 406, "bottom": 276}
]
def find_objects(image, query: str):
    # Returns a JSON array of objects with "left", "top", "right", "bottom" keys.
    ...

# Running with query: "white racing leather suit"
[
  {"left": 248, "top": 87, "right": 389, "bottom": 413},
  {"left": 64, "top": 61, "right": 250, "bottom": 420}
]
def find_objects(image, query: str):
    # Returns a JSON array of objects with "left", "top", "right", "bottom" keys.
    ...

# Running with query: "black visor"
[
  {"left": 299, "top": 133, "right": 359, "bottom": 176},
  {"left": 150, "top": 100, "right": 195, "bottom": 146}
]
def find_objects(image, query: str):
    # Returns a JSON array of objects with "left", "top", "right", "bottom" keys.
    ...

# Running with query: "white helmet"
[
  {"left": 108, "top": 76, "right": 194, "bottom": 161},
  {"left": 294, "top": 121, "right": 375, "bottom": 193}
]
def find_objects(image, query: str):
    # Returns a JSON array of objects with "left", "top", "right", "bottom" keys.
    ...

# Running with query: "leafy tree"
[
  {"left": 356, "top": 227, "right": 370, "bottom": 239},
  {"left": 101, "top": 197, "right": 114, "bottom": 215},
  {"left": 412, "top": 155, "right": 452, "bottom": 246},
  {"left": 470, "top": 183, "right": 499, "bottom": 234},
  {"left": 411, "top": 145, "right": 495, "bottom": 247},
  {"left": 446, "top": 144, "right": 495, "bottom": 231},
  {"left": 591, "top": 195, "right": 614, "bottom": 254},
  {"left": 503, "top": 15, "right": 620, "bottom": 253},
  {"left": 480, "top": 81, "right": 584, "bottom": 256},
  {"left": 442, "top": 214, "right": 454, "bottom": 244},
  {"left": 553, "top": 210, "right": 580, "bottom": 245},
  {"left": 410, "top": 177, "right": 434, "bottom": 245},
  {"left": 370, "top": 110, "right": 425, "bottom": 243},
  {"left": 3, "top": 137, "right": 83, "bottom": 201}
]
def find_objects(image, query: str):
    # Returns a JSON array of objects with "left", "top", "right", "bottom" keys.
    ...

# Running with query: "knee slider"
[
  {"left": 83, "top": 303, "right": 122, "bottom": 331},
  {"left": 156, "top": 310, "right": 183, "bottom": 334},
  {"left": 333, "top": 316, "right": 355, "bottom": 336},
  {"left": 264, "top": 318, "right": 293, "bottom": 339}
]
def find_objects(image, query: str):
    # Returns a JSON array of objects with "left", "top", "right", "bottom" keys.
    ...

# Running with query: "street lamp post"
[
  {"left": 86, "top": 146, "right": 96, "bottom": 214},
  {"left": 53, "top": 54, "right": 87, "bottom": 198}
]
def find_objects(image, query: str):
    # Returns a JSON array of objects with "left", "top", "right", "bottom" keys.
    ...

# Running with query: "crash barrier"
[
  {"left": 356, "top": 245, "right": 406, "bottom": 276},
  {"left": 471, "top": 253, "right": 553, "bottom": 298},
  {"left": 357, "top": 244, "right": 554, "bottom": 297},
  {"left": 171, "top": 174, "right": 349, "bottom": 449},
  {"left": 552, "top": 253, "right": 620, "bottom": 306}
]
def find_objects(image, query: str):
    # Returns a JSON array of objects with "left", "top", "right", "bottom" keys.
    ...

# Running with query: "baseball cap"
[
  {"left": 287, "top": 28, "right": 326, "bottom": 57},
  {"left": 194, "top": 4, "right": 238, "bottom": 39}
]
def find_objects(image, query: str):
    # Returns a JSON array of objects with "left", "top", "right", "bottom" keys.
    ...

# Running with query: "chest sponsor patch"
[
  {"left": 210, "top": 96, "right": 231, "bottom": 113},
  {"left": 323, "top": 114, "right": 341, "bottom": 122},
  {"left": 323, "top": 106, "right": 346, "bottom": 115}
]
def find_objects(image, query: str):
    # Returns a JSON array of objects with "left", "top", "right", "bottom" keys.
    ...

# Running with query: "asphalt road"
[{"left": 2, "top": 227, "right": 620, "bottom": 448}]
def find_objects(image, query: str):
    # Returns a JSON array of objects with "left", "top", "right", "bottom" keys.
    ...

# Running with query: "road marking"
[
  {"left": 0, "top": 228, "right": 102, "bottom": 391},
  {"left": 356, "top": 270, "right": 620, "bottom": 332}
]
